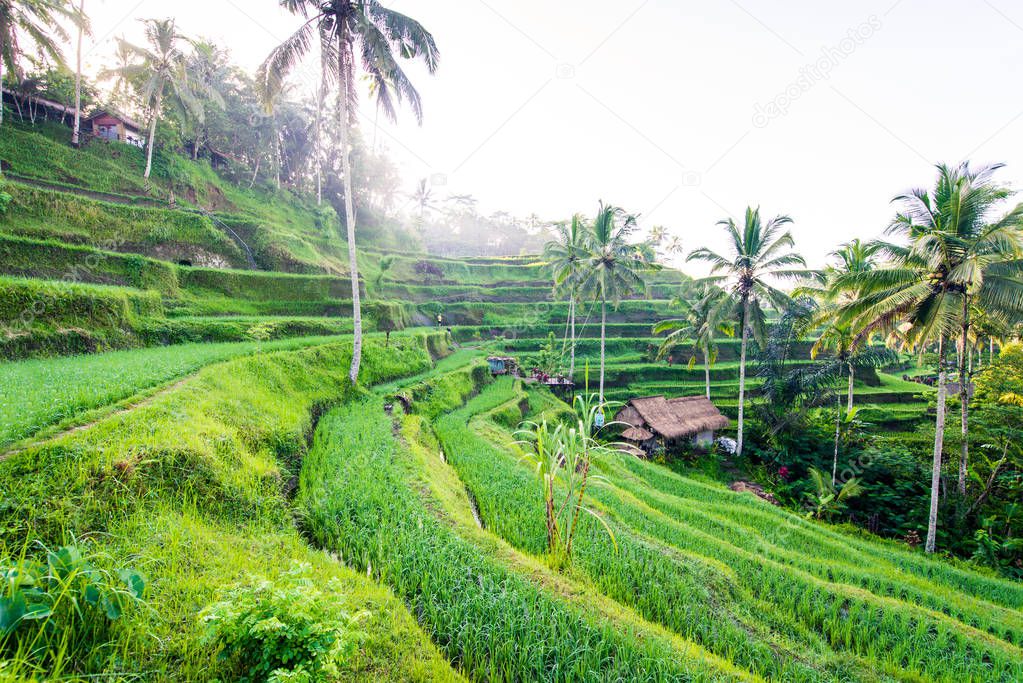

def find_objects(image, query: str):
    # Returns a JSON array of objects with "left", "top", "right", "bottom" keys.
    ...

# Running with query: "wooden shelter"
[
  {"left": 86, "top": 110, "right": 145, "bottom": 147},
  {"left": 487, "top": 356, "right": 519, "bottom": 376},
  {"left": 616, "top": 395, "right": 729, "bottom": 448}
]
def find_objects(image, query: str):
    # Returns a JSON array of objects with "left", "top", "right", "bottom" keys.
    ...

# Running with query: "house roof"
[
  {"left": 615, "top": 395, "right": 729, "bottom": 439},
  {"left": 1, "top": 88, "right": 78, "bottom": 115},
  {"left": 85, "top": 109, "right": 143, "bottom": 132},
  {"left": 617, "top": 405, "right": 643, "bottom": 428},
  {"left": 621, "top": 426, "right": 653, "bottom": 441}
]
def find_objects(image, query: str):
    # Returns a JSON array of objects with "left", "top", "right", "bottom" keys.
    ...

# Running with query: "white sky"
[{"left": 79, "top": 0, "right": 1023, "bottom": 270}]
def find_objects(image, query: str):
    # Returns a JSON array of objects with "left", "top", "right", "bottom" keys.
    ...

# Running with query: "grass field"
[
  {"left": 0, "top": 334, "right": 350, "bottom": 449},
  {"left": 0, "top": 114, "right": 1005, "bottom": 681},
  {"left": 0, "top": 333, "right": 463, "bottom": 681},
  {"left": 429, "top": 378, "right": 1022, "bottom": 682}
]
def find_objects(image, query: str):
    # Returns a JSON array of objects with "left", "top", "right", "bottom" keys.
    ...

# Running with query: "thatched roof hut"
[
  {"left": 615, "top": 395, "right": 729, "bottom": 441},
  {"left": 621, "top": 426, "right": 654, "bottom": 442}
]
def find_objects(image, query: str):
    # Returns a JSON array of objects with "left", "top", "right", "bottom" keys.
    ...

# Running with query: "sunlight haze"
[{"left": 81, "top": 0, "right": 1023, "bottom": 269}]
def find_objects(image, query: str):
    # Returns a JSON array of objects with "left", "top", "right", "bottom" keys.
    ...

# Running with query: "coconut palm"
[
  {"left": 577, "top": 202, "right": 648, "bottom": 408},
  {"left": 260, "top": 0, "right": 439, "bottom": 384},
  {"left": 103, "top": 19, "right": 197, "bottom": 181},
  {"left": 800, "top": 239, "right": 883, "bottom": 413},
  {"left": 836, "top": 162, "right": 1023, "bottom": 552},
  {"left": 688, "top": 207, "right": 806, "bottom": 457},
  {"left": 653, "top": 283, "right": 734, "bottom": 399},
  {"left": 0, "top": 0, "right": 83, "bottom": 133},
  {"left": 70, "top": 0, "right": 90, "bottom": 147},
  {"left": 544, "top": 214, "right": 586, "bottom": 380},
  {"left": 184, "top": 40, "right": 229, "bottom": 160}
]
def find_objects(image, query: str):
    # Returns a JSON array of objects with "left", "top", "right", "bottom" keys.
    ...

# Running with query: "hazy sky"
[{"left": 80, "top": 0, "right": 1023, "bottom": 269}]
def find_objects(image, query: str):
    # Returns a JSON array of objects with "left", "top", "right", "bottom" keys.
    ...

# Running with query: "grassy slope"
[
  {"left": 301, "top": 369, "right": 753, "bottom": 682},
  {"left": 0, "top": 334, "right": 355, "bottom": 450},
  {"left": 0, "top": 333, "right": 461, "bottom": 681},
  {"left": 0, "top": 121, "right": 347, "bottom": 273},
  {"left": 436, "top": 379, "right": 1022, "bottom": 682}
]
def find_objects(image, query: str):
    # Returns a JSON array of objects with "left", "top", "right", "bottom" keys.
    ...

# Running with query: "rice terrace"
[{"left": 0, "top": 1, "right": 1021, "bottom": 681}]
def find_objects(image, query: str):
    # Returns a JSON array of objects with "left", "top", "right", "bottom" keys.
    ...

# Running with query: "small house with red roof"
[{"left": 86, "top": 110, "right": 145, "bottom": 148}]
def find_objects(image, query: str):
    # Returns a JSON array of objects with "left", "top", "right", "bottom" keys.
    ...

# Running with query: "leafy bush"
[
  {"left": 0, "top": 183, "right": 12, "bottom": 214},
  {"left": 202, "top": 562, "right": 362, "bottom": 683},
  {"left": 0, "top": 544, "right": 144, "bottom": 674}
]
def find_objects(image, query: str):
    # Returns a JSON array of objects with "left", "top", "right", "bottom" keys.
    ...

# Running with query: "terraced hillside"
[
  {"left": 5, "top": 335, "right": 1013, "bottom": 681},
  {"left": 1, "top": 114, "right": 992, "bottom": 682}
]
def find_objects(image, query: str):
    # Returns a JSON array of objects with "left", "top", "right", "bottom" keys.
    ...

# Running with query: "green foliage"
[
  {"left": 0, "top": 334, "right": 458, "bottom": 679},
  {"left": 0, "top": 234, "right": 180, "bottom": 294},
  {"left": 516, "top": 393, "right": 619, "bottom": 569},
  {"left": 389, "top": 361, "right": 489, "bottom": 420},
  {"left": 301, "top": 395, "right": 736, "bottom": 681},
  {"left": 0, "top": 334, "right": 358, "bottom": 449},
  {"left": 202, "top": 562, "right": 361, "bottom": 683},
  {"left": 0, "top": 543, "right": 144, "bottom": 675},
  {"left": 526, "top": 332, "right": 560, "bottom": 375},
  {"left": 177, "top": 267, "right": 352, "bottom": 302},
  {"left": 0, "top": 183, "right": 12, "bottom": 215},
  {"left": 0, "top": 184, "right": 244, "bottom": 266},
  {"left": 804, "top": 467, "right": 864, "bottom": 520},
  {"left": 433, "top": 379, "right": 1023, "bottom": 681}
]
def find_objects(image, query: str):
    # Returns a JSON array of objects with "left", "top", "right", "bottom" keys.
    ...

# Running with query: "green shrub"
[
  {"left": 0, "top": 276, "right": 162, "bottom": 336},
  {"left": 202, "top": 562, "right": 360, "bottom": 683},
  {"left": 0, "top": 184, "right": 243, "bottom": 266},
  {"left": 0, "top": 543, "right": 145, "bottom": 676},
  {"left": 0, "top": 234, "right": 180, "bottom": 294},
  {"left": 0, "top": 184, "right": 12, "bottom": 214}
]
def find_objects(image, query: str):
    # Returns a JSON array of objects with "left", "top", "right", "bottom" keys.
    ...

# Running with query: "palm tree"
[
  {"left": 836, "top": 162, "right": 1023, "bottom": 552},
  {"left": 184, "top": 40, "right": 229, "bottom": 160},
  {"left": 801, "top": 239, "right": 883, "bottom": 413},
  {"left": 688, "top": 207, "right": 806, "bottom": 457},
  {"left": 653, "top": 283, "right": 734, "bottom": 399},
  {"left": 545, "top": 214, "right": 586, "bottom": 380},
  {"left": 103, "top": 19, "right": 196, "bottom": 181},
  {"left": 70, "top": 0, "right": 90, "bottom": 147},
  {"left": 411, "top": 178, "right": 437, "bottom": 230},
  {"left": 105, "top": 38, "right": 136, "bottom": 110},
  {"left": 261, "top": 0, "right": 439, "bottom": 384},
  {"left": 577, "top": 202, "right": 648, "bottom": 408},
  {"left": 0, "top": 0, "right": 82, "bottom": 134},
  {"left": 648, "top": 225, "right": 667, "bottom": 246}
]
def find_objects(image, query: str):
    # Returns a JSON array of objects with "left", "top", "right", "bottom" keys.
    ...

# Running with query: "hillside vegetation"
[{"left": 0, "top": 69, "right": 1014, "bottom": 683}]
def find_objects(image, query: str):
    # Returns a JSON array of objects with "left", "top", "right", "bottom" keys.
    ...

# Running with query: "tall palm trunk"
[
  {"left": 833, "top": 393, "right": 841, "bottom": 486},
  {"left": 704, "top": 348, "right": 711, "bottom": 399},
  {"left": 736, "top": 298, "right": 750, "bottom": 457},
  {"left": 847, "top": 362, "right": 855, "bottom": 413},
  {"left": 339, "top": 41, "right": 362, "bottom": 384},
  {"left": 598, "top": 299, "right": 606, "bottom": 406},
  {"left": 569, "top": 296, "right": 576, "bottom": 380},
  {"left": 958, "top": 296, "right": 970, "bottom": 496},
  {"left": 71, "top": 0, "right": 84, "bottom": 147},
  {"left": 143, "top": 88, "right": 163, "bottom": 180},
  {"left": 926, "top": 337, "right": 948, "bottom": 554},
  {"left": 315, "top": 80, "right": 323, "bottom": 205}
]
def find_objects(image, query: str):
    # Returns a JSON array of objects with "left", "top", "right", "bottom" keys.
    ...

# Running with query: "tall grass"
[
  {"left": 300, "top": 396, "right": 748, "bottom": 682},
  {"left": 434, "top": 380, "right": 1023, "bottom": 682},
  {"left": 0, "top": 334, "right": 459, "bottom": 680},
  {"left": 0, "top": 334, "right": 349, "bottom": 449}
]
